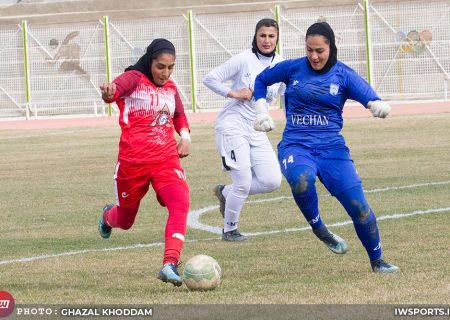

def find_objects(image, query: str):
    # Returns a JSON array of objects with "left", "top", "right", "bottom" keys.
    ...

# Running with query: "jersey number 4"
[{"left": 230, "top": 150, "right": 236, "bottom": 162}]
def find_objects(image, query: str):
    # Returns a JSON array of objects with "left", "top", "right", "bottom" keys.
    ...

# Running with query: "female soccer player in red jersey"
[{"left": 99, "top": 38, "right": 191, "bottom": 286}]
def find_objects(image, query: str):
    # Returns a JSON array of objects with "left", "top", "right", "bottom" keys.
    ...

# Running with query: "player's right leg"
[
  {"left": 99, "top": 161, "right": 149, "bottom": 239},
  {"left": 215, "top": 132, "right": 252, "bottom": 241},
  {"left": 221, "top": 168, "right": 251, "bottom": 241},
  {"left": 279, "top": 150, "right": 347, "bottom": 254}
]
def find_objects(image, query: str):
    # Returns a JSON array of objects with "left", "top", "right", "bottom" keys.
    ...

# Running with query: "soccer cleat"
[
  {"left": 158, "top": 263, "right": 182, "bottom": 287},
  {"left": 371, "top": 259, "right": 400, "bottom": 273},
  {"left": 222, "top": 229, "right": 249, "bottom": 242},
  {"left": 213, "top": 184, "right": 226, "bottom": 218},
  {"left": 319, "top": 231, "right": 348, "bottom": 254},
  {"left": 98, "top": 204, "right": 113, "bottom": 239}
]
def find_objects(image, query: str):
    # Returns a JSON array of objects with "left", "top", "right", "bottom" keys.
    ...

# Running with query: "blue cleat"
[
  {"left": 320, "top": 231, "right": 348, "bottom": 254},
  {"left": 98, "top": 204, "right": 113, "bottom": 239},
  {"left": 371, "top": 259, "right": 400, "bottom": 273},
  {"left": 158, "top": 263, "right": 182, "bottom": 287},
  {"left": 313, "top": 226, "right": 348, "bottom": 254}
]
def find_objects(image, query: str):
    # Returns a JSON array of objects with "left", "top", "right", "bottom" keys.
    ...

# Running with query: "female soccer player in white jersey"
[
  {"left": 203, "top": 18, "right": 284, "bottom": 241},
  {"left": 253, "top": 22, "right": 399, "bottom": 273}
]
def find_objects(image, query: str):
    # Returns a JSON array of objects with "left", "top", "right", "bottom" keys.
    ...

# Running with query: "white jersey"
[{"left": 203, "top": 49, "right": 284, "bottom": 129}]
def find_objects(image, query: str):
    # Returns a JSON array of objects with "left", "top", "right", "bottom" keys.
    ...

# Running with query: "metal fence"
[{"left": 0, "top": 0, "right": 448, "bottom": 119}]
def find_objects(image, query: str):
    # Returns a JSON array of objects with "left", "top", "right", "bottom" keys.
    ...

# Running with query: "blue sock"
[{"left": 335, "top": 185, "right": 382, "bottom": 261}]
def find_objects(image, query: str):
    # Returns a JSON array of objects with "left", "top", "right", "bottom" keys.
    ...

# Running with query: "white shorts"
[{"left": 215, "top": 115, "right": 277, "bottom": 171}]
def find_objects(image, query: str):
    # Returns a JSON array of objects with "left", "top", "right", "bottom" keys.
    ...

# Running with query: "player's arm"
[
  {"left": 253, "top": 60, "right": 291, "bottom": 132},
  {"left": 173, "top": 90, "right": 190, "bottom": 158},
  {"left": 203, "top": 55, "right": 252, "bottom": 101},
  {"left": 253, "top": 60, "right": 290, "bottom": 101},
  {"left": 346, "top": 69, "right": 391, "bottom": 118},
  {"left": 99, "top": 70, "right": 141, "bottom": 103}
]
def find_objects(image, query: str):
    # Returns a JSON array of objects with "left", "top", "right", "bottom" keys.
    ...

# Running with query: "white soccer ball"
[{"left": 183, "top": 254, "right": 222, "bottom": 291}]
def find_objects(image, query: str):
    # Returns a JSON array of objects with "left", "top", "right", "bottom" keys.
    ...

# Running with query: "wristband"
[{"left": 180, "top": 130, "right": 191, "bottom": 143}]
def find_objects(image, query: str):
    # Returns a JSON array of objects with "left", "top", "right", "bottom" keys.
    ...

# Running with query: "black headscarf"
[
  {"left": 125, "top": 38, "right": 176, "bottom": 84},
  {"left": 305, "top": 22, "right": 337, "bottom": 74},
  {"left": 251, "top": 18, "right": 279, "bottom": 58}
]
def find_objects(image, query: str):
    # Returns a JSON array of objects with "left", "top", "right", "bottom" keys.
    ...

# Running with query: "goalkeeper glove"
[
  {"left": 368, "top": 100, "right": 391, "bottom": 118},
  {"left": 253, "top": 98, "right": 275, "bottom": 132}
]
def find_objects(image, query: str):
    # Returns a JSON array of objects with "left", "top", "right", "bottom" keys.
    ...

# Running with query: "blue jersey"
[{"left": 254, "top": 57, "right": 379, "bottom": 150}]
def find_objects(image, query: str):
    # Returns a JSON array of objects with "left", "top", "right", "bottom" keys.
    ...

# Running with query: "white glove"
[
  {"left": 368, "top": 100, "right": 391, "bottom": 118},
  {"left": 253, "top": 98, "right": 275, "bottom": 132}
]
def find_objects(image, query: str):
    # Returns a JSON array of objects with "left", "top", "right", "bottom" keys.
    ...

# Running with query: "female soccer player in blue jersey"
[{"left": 252, "top": 21, "right": 399, "bottom": 273}]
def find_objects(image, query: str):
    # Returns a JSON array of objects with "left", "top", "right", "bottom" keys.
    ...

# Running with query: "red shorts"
[{"left": 113, "top": 156, "right": 189, "bottom": 207}]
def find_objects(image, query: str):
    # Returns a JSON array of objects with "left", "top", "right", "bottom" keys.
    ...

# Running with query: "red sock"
[
  {"left": 103, "top": 206, "right": 114, "bottom": 228},
  {"left": 163, "top": 235, "right": 185, "bottom": 265},
  {"left": 157, "top": 183, "right": 189, "bottom": 265}
]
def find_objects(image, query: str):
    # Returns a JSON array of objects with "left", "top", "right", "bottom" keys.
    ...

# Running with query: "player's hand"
[
  {"left": 228, "top": 87, "right": 253, "bottom": 101},
  {"left": 368, "top": 100, "right": 391, "bottom": 118},
  {"left": 177, "top": 138, "right": 190, "bottom": 158},
  {"left": 99, "top": 82, "right": 116, "bottom": 102},
  {"left": 253, "top": 98, "right": 275, "bottom": 132}
]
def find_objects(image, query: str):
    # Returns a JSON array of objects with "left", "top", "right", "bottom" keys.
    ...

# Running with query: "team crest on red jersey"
[{"left": 150, "top": 104, "right": 171, "bottom": 127}]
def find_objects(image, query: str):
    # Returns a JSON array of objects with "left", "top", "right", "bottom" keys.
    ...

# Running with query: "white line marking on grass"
[
  {"left": 0, "top": 128, "right": 106, "bottom": 140},
  {"left": 0, "top": 243, "right": 162, "bottom": 266},
  {"left": 1, "top": 207, "right": 448, "bottom": 266},
  {"left": 244, "top": 207, "right": 450, "bottom": 237},
  {"left": 1, "top": 181, "right": 449, "bottom": 266},
  {"left": 364, "top": 180, "right": 450, "bottom": 193},
  {"left": 0, "top": 238, "right": 219, "bottom": 266},
  {"left": 188, "top": 181, "right": 450, "bottom": 234}
]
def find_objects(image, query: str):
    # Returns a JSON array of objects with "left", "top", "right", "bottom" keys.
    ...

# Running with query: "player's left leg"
[
  {"left": 335, "top": 186, "right": 400, "bottom": 273},
  {"left": 156, "top": 183, "right": 189, "bottom": 265},
  {"left": 248, "top": 138, "right": 282, "bottom": 195},
  {"left": 152, "top": 158, "right": 190, "bottom": 286},
  {"left": 319, "top": 156, "right": 399, "bottom": 273}
]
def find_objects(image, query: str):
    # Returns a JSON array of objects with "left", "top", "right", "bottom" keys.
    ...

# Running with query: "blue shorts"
[{"left": 278, "top": 146, "right": 362, "bottom": 196}]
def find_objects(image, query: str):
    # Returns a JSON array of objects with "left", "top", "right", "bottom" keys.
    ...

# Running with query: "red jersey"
[{"left": 104, "top": 70, "right": 190, "bottom": 164}]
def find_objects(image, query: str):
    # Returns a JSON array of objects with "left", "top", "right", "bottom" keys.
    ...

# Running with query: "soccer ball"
[{"left": 183, "top": 255, "right": 222, "bottom": 291}]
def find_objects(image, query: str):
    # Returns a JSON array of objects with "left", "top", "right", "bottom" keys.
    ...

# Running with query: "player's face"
[
  {"left": 151, "top": 53, "right": 175, "bottom": 86},
  {"left": 256, "top": 26, "right": 278, "bottom": 55},
  {"left": 305, "top": 35, "right": 330, "bottom": 71}
]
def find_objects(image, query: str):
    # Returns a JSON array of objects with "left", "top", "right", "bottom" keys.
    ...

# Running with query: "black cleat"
[
  {"left": 371, "top": 259, "right": 400, "bottom": 273},
  {"left": 222, "top": 229, "right": 248, "bottom": 241}
]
